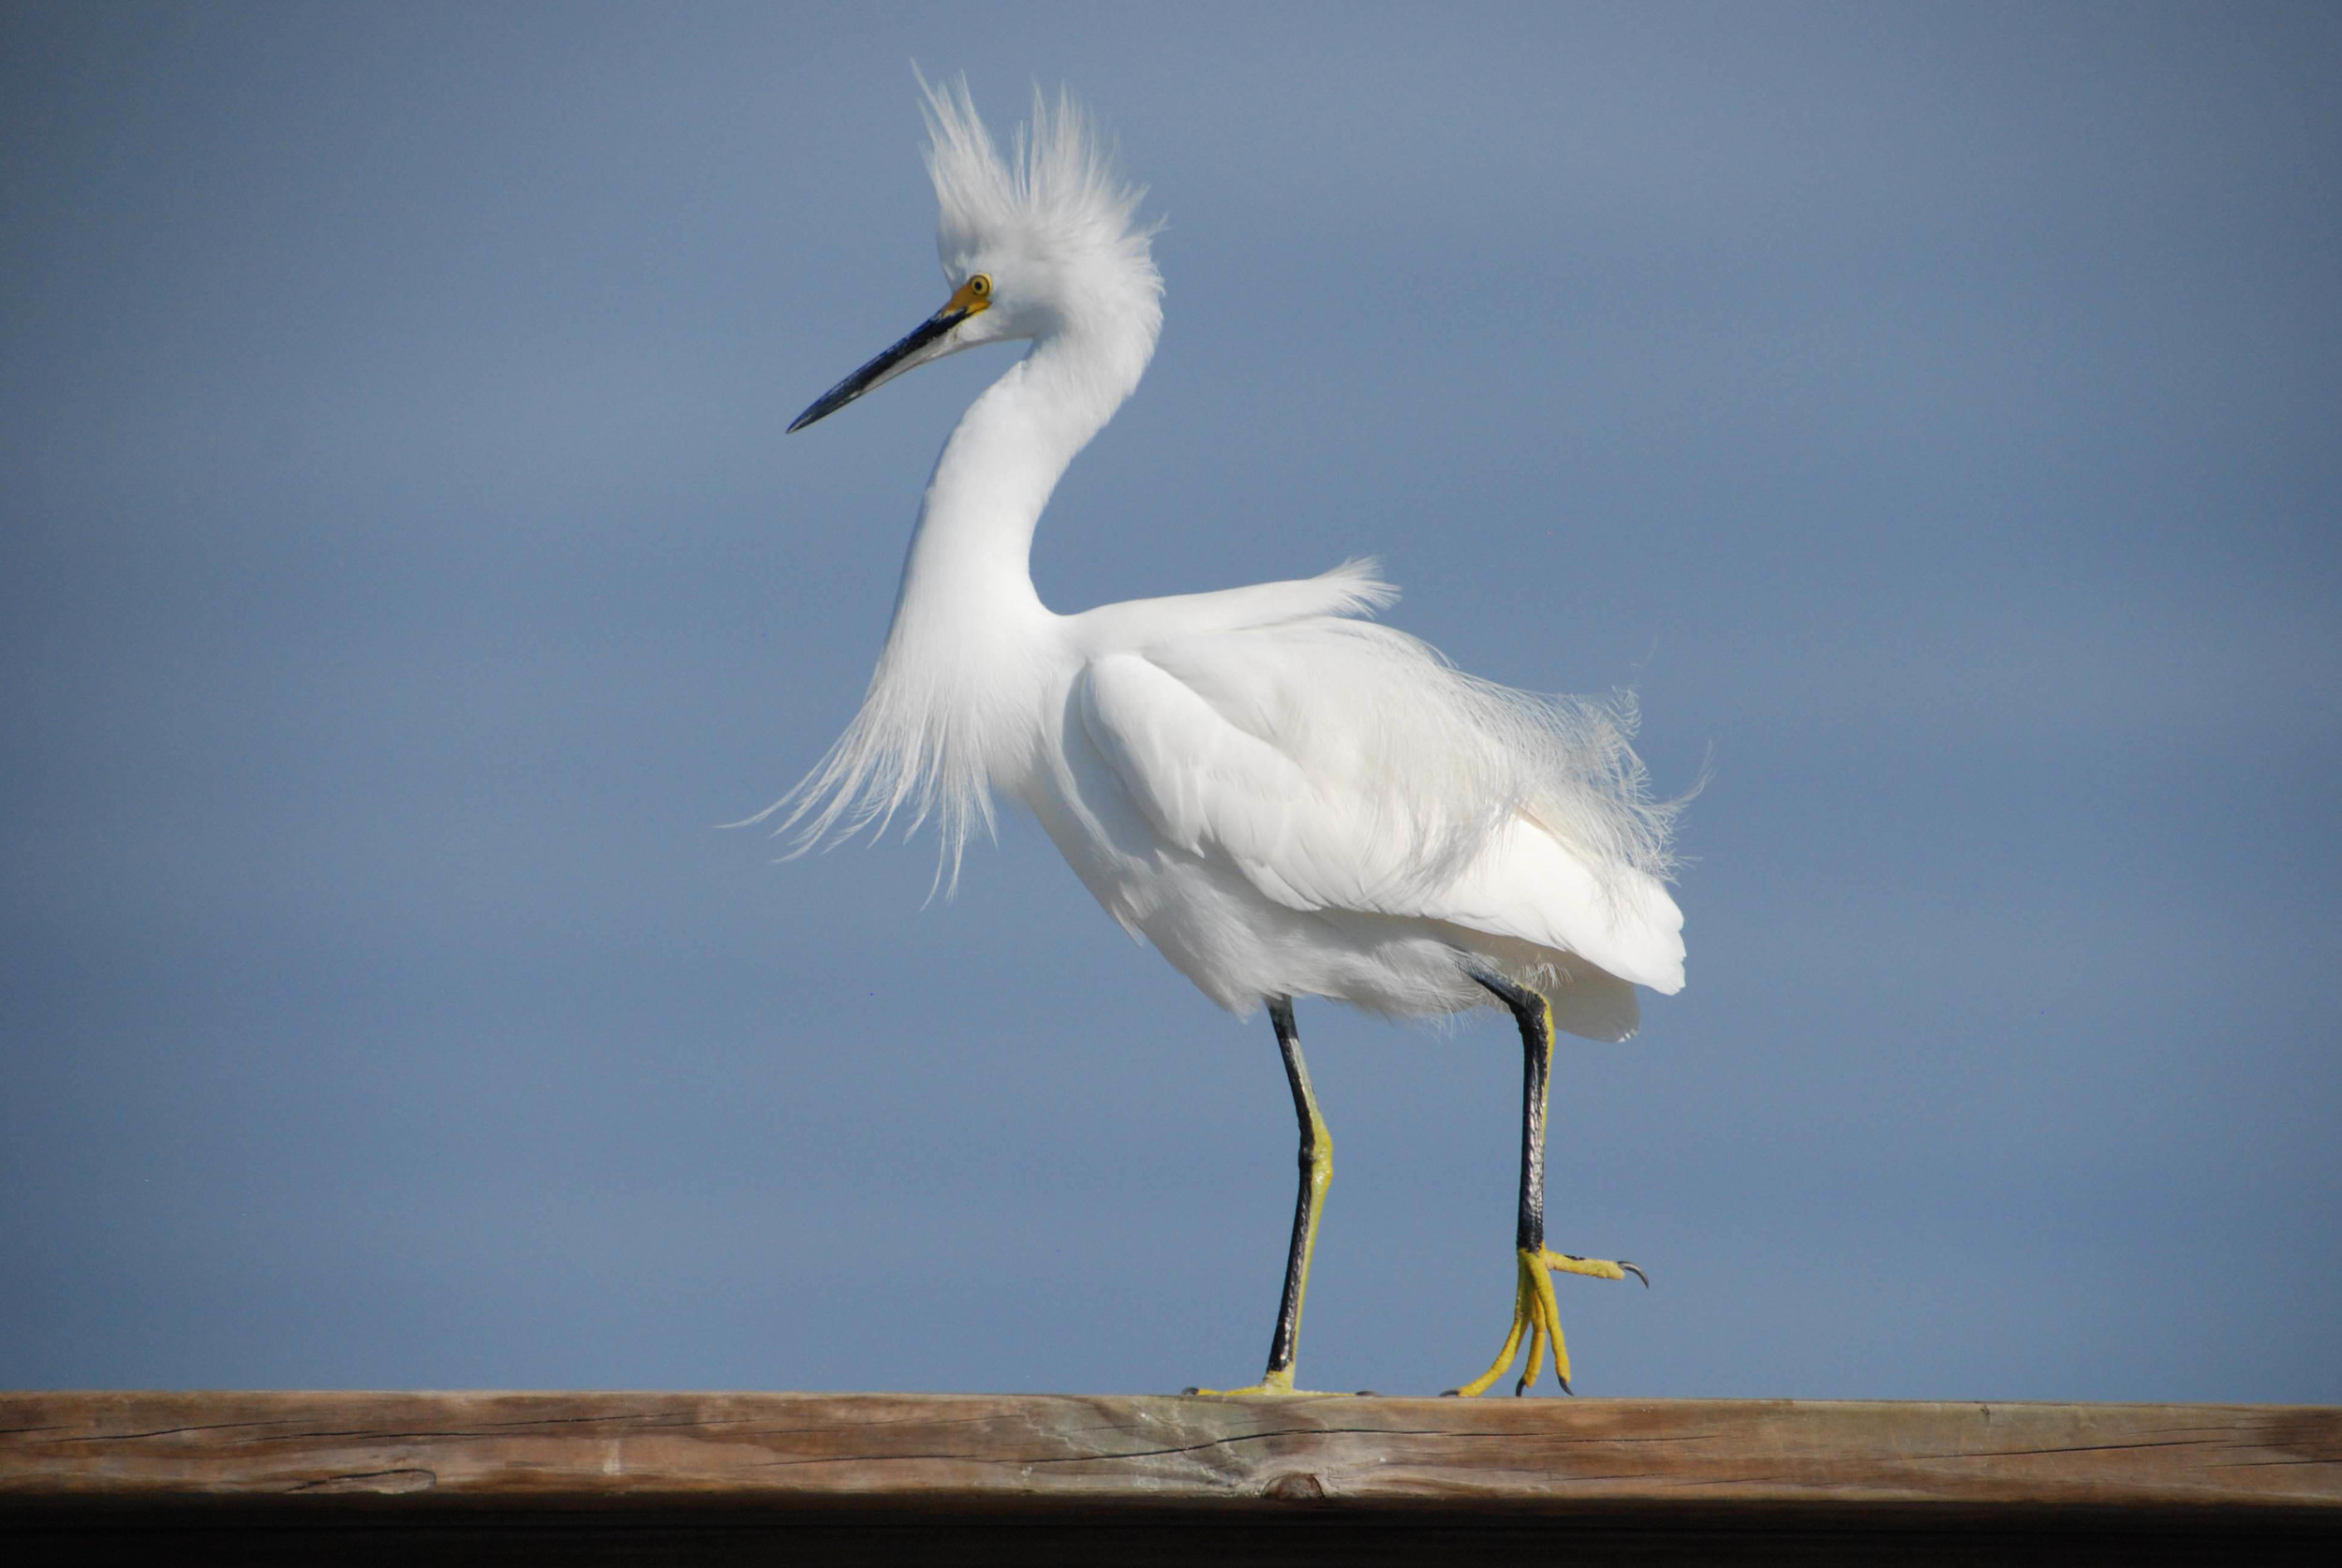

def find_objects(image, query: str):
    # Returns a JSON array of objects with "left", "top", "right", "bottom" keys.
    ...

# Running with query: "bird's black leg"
[
  {"left": 1445, "top": 964, "right": 1643, "bottom": 1398},
  {"left": 1187, "top": 997, "right": 1340, "bottom": 1397},
  {"left": 1469, "top": 968, "right": 1552, "bottom": 1265},
  {"left": 1265, "top": 995, "right": 1331, "bottom": 1383}
]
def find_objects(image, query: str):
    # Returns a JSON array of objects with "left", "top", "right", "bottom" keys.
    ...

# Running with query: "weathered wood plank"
[{"left": 3, "top": 1392, "right": 2336, "bottom": 1512}]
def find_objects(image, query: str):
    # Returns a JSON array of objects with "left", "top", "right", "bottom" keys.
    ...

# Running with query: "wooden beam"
[{"left": 5, "top": 1393, "right": 2336, "bottom": 1562}]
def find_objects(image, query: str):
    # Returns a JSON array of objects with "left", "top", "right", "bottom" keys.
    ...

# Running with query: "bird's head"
[{"left": 790, "top": 75, "right": 1163, "bottom": 434}]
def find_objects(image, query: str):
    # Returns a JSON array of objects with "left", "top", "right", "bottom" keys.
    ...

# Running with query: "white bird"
[{"left": 773, "top": 80, "right": 1685, "bottom": 1397}]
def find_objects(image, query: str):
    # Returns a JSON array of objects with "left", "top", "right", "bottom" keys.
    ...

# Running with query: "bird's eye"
[{"left": 969, "top": 274, "right": 991, "bottom": 297}]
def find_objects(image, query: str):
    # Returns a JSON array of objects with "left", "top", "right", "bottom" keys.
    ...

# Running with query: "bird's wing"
[
  {"left": 1075, "top": 629, "right": 1684, "bottom": 993},
  {"left": 1077, "top": 647, "right": 1409, "bottom": 914}
]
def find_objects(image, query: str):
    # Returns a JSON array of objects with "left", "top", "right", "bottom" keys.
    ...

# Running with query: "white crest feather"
[{"left": 918, "top": 71, "right": 1161, "bottom": 302}]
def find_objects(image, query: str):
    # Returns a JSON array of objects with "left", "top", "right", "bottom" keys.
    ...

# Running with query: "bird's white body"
[
  {"left": 779, "top": 81, "right": 1682, "bottom": 1043},
  {"left": 1044, "top": 575, "right": 1685, "bottom": 1028}
]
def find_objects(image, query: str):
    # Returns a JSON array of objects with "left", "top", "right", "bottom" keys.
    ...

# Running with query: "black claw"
[
  {"left": 1559, "top": 1375, "right": 1574, "bottom": 1396},
  {"left": 1354, "top": 1389, "right": 1379, "bottom": 1397},
  {"left": 1180, "top": 1386, "right": 1200, "bottom": 1397},
  {"left": 1513, "top": 1375, "right": 1528, "bottom": 1397},
  {"left": 1440, "top": 1388, "right": 1462, "bottom": 1397},
  {"left": 1620, "top": 1261, "right": 1650, "bottom": 1288}
]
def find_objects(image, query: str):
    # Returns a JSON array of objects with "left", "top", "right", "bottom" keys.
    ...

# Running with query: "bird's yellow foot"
[
  {"left": 1445, "top": 1247, "right": 1648, "bottom": 1397},
  {"left": 1190, "top": 1376, "right": 1368, "bottom": 1404},
  {"left": 1182, "top": 1368, "right": 1361, "bottom": 1398}
]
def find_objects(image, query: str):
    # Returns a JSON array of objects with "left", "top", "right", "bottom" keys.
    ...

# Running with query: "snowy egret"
[{"left": 774, "top": 80, "right": 1684, "bottom": 1397}]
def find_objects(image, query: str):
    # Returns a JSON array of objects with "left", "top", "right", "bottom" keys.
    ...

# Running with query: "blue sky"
[{"left": 4, "top": 1, "right": 2337, "bottom": 1401}]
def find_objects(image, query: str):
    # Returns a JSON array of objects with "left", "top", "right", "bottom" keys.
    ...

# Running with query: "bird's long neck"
[
  {"left": 851, "top": 319, "right": 1150, "bottom": 817},
  {"left": 891, "top": 321, "right": 1144, "bottom": 630}
]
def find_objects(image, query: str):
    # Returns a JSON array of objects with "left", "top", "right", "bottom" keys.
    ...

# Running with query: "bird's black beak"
[
  {"left": 789, "top": 274, "right": 994, "bottom": 433},
  {"left": 788, "top": 303, "right": 971, "bottom": 433}
]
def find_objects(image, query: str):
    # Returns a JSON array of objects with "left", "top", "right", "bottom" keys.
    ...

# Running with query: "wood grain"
[{"left": 3, "top": 1391, "right": 2336, "bottom": 1511}]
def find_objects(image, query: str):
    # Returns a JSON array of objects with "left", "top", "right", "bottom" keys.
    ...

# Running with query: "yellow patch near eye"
[{"left": 943, "top": 274, "right": 992, "bottom": 315}]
